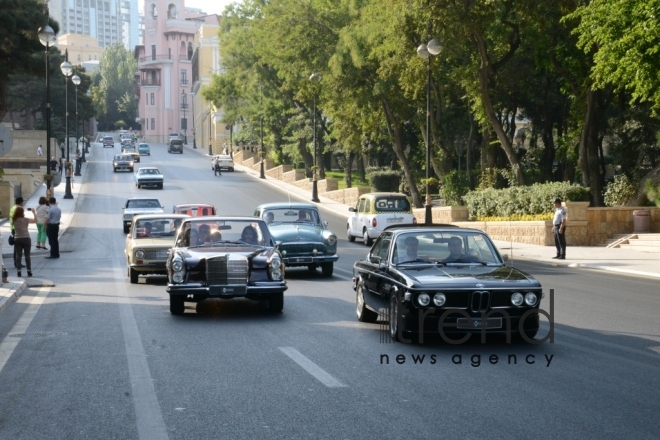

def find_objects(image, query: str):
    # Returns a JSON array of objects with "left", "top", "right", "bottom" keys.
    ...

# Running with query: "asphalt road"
[{"left": 0, "top": 141, "right": 658, "bottom": 439}]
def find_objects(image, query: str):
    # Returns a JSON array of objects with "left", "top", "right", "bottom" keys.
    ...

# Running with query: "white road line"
[
  {"left": 112, "top": 253, "right": 169, "bottom": 440},
  {"left": 0, "top": 287, "right": 50, "bottom": 375},
  {"left": 279, "top": 347, "right": 347, "bottom": 388},
  {"left": 334, "top": 266, "right": 353, "bottom": 275}
]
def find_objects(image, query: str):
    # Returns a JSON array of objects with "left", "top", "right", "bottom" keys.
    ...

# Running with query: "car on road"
[
  {"left": 347, "top": 192, "right": 416, "bottom": 246},
  {"left": 211, "top": 154, "right": 235, "bottom": 172},
  {"left": 125, "top": 214, "right": 190, "bottom": 283},
  {"left": 122, "top": 197, "right": 165, "bottom": 233},
  {"left": 134, "top": 167, "right": 164, "bottom": 189},
  {"left": 173, "top": 204, "right": 216, "bottom": 217},
  {"left": 113, "top": 154, "right": 134, "bottom": 172},
  {"left": 352, "top": 225, "right": 543, "bottom": 342},
  {"left": 165, "top": 217, "right": 287, "bottom": 315},
  {"left": 168, "top": 132, "right": 182, "bottom": 142},
  {"left": 137, "top": 143, "right": 150, "bottom": 155},
  {"left": 121, "top": 145, "right": 140, "bottom": 162},
  {"left": 254, "top": 203, "right": 338, "bottom": 277},
  {"left": 168, "top": 139, "right": 183, "bottom": 154},
  {"left": 102, "top": 136, "right": 114, "bottom": 148}
]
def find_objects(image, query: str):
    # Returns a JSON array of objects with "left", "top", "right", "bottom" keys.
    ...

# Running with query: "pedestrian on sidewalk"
[
  {"left": 44, "top": 197, "right": 61, "bottom": 259},
  {"left": 35, "top": 196, "right": 49, "bottom": 250},
  {"left": 12, "top": 207, "right": 37, "bottom": 277},
  {"left": 9, "top": 197, "right": 24, "bottom": 269},
  {"left": 37, "top": 144, "right": 43, "bottom": 156},
  {"left": 552, "top": 197, "right": 567, "bottom": 260},
  {"left": 50, "top": 156, "right": 58, "bottom": 174}
]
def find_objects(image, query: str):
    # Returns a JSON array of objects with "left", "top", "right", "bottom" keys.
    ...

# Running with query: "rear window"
[{"left": 374, "top": 197, "right": 410, "bottom": 212}]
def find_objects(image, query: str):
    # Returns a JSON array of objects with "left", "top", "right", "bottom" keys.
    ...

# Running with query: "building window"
[
  {"left": 168, "top": 48, "right": 171, "bottom": 59},
  {"left": 146, "top": 92, "right": 148, "bottom": 105},
  {"left": 151, "top": 44, "right": 156, "bottom": 60},
  {"left": 151, "top": 118, "right": 155, "bottom": 130},
  {"left": 151, "top": 93, "right": 154, "bottom": 105},
  {"left": 181, "top": 69, "right": 187, "bottom": 85}
]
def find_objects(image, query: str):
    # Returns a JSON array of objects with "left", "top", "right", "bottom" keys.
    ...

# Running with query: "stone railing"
[{"left": 323, "top": 187, "right": 372, "bottom": 206}]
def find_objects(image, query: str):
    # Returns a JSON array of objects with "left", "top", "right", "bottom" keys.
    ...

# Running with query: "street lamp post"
[
  {"left": 72, "top": 74, "right": 81, "bottom": 176},
  {"left": 181, "top": 90, "right": 187, "bottom": 145},
  {"left": 309, "top": 72, "right": 322, "bottom": 203},
  {"left": 190, "top": 92, "right": 197, "bottom": 148},
  {"left": 259, "top": 86, "right": 265, "bottom": 179},
  {"left": 38, "top": 24, "right": 56, "bottom": 198},
  {"left": 60, "top": 52, "right": 74, "bottom": 199},
  {"left": 208, "top": 104, "right": 213, "bottom": 156},
  {"left": 416, "top": 36, "right": 442, "bottom": 225}
]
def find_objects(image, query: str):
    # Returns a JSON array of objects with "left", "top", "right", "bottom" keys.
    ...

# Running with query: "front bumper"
[
  {"left": 282, "top": 254, "right": 339, "bottom": 266},
  {"left": 399, "top": 308, "right": 540, "bottom": 336},
  {"left": 136, "top": 180, "right": 163, "bottom": 187},
  {"left": 129, "top": 262, "right": 167, "bottom": 274},
  {"left": 167, "top": 281, "right": 287, "bottom": 302}
]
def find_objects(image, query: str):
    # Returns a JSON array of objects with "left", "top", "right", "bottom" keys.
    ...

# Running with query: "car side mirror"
[
  {"left": 348, "top": 207, "right": 356, "bottom": 212},
  {"left": 378, "top": 261, "right": 388, "bottom": 271},
  {"left": 502, "top": 254, "right": 509, "bottom": 261},
  {"left": 323, "top": 221, "right": 328, "bottom": 229}
]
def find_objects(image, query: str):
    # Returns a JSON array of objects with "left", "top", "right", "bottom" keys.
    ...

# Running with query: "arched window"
[
  {"left": 167, "top": 4, "right": 177, "bottom": 19},
  {"left": 151, "top": 3, "right": 158, "bottom": 18}
]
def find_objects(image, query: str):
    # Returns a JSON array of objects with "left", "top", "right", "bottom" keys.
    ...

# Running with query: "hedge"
[
  {"left": 368, "top": 170, "right": 400, "bottom": 192},
  {"left": 462, "top": 182, "right": 590, "bottom": 219}
]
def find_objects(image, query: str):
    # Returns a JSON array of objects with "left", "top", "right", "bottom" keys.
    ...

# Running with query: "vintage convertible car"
[
  {"left": 166, "top": 217, "right": 287, "bottom": 315},
  {"left": 134, "top": 166, "right": 164, "bottom": 189},
  {"left": 353, "top": 225, "right": 543, "bottom": 342},
  {"left": 254, "top": 203, "right": 338, "bottom": 277},
  {"left": 125, "top": 214, "right": 190, "bottom": 283},
  {"left": 122, "top": 197, "right": 164, "bottom": 233}
]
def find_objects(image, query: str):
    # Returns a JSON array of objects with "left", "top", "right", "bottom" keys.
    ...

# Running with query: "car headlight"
[
  {"left": 172, "top": 272, "right": 184, "bottom": 283},
  {"left": 268, "top": 256, "right": 283, "bottom": 280},
  {"left": 525, "top": 292, "right": 538, "bottom": 306},
  {"left": 172, "top": 260, "right": 184, "bottom": 271},
  {"left": 326, "top": 235, "right": 337, "bottom": 246},
  {"left": 170, "top": 256, "right": 185, "bottom": 284},
  {"left": 433, "top": 293, "right": 446, "bottom": 307},
  {"left": 129, "top": 161, "right": 134, "bottom": 165},
  {"left": 511, "top": 292, "right": 524, "bottom": 306},
  {"left": 123, "top": 214, "right": 132, "bottom": 220},
  {"left": 135, "top": 250, "right": 145, "bottom": 259},
  {"left": 417, "top": 293, "right": 430, "bottom": 307}
]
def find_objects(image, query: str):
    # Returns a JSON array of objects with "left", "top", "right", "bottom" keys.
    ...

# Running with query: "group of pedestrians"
[{"left": 7, "top": 196, "right": 61, "bottom": 278}]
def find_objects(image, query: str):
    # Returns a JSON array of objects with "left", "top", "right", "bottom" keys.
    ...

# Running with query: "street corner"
[{"left": 0, "top": 279, "right": 28, "bottom": 315}]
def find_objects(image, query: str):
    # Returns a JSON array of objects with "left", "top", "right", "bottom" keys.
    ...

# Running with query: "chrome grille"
[
  {"left": 206, "top": 256, "right": 248, "bottom": 286},
  {"left": 142, "top": 249, "right": 169, "bottom": 260},
  {"left": 470, "top": 291, "right": 491, "bottom": 313},
  {"left": 281, "top": 243, "right": 326, "bottom": 255}
]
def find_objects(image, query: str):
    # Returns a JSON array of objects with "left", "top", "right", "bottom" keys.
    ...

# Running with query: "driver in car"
[
  {"left": 240, "top": 225, "right": 260, "bottom": 245},
  {"left": 396, "top": 236, "right": 419, "bottom": 263},
  {"left": 443, "top": 236, "right": 467, "bottom": 262}
]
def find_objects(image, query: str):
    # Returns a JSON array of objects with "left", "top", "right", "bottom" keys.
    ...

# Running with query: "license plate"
[
  {"left": 456, "top": 318, "right": 502, "bottom": 329},
  {"left": 209, "top": 285, "right": 247, "bottom": 296},
  {"left": 292, "top": 257, "right": 312, "bottom": 263},
  {"left": 387, "top": 218, "right": 403, "bottom": 223}
]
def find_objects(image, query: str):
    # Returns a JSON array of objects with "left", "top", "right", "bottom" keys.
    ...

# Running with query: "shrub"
[
  {"left": 439, "top": 171, "right": 469, "bottom": 206},
  {"left": 604, "top": 175, "right": 637, "bottom": 207},
  {"left": 645, "top": 179, "right": 660, "bottom": 206},
  {"left": 369, "top": 170, "right": 400, "bottom": 192}
]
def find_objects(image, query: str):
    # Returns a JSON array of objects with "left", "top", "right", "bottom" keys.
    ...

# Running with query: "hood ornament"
[{"left": 476, "top": 283, "right": 485, "bottom": 288}]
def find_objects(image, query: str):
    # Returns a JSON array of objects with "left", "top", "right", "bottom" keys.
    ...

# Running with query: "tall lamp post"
[
  {"left": 38, "top": 24, "right": 56, "bottom": 198},
  {"left": 416, "top": 36, "right": 442, "bottom": 224},
  {"left": 259, "top": 85, "right": 265, "bottom": 179},
  {"left": 181, "top": 90, "right": 187, "bottom": 145},
  {"left": 72, "top": 73, "right": 81, "bottom": 176},
  {"left": 60, "top": 53, "right": 74, "bottom": 199},
  {"left": 190, "top": 92, "right": 197, "bottom": 148},
  {"left": 309, "top": 72, "right": 322, "bottom": 202},
  {"left": 208, "top": 103, "right": 213, "bottom": 156}
]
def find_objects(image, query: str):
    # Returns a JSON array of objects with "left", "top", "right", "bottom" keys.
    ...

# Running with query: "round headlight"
[
  {"left": 433, "top": 293, "right": 446, "bottom": 307},
  {"left": 172, "top": 260, "right": 183, "bottom": 271},
  {"left": 326, "top": 235, "right": 337, "bottom": 246},
  {"left": 172, "top": 273, "right": 184, "bottom": 283},
  {"left": 525, "top": 292, "right": 538, "bottom": 306},
  {"left": 281, "top": 250, "right": 287, "bottom": 257},
  {"left": 269, "top": 257, "right": 283, "bottom": 280},
  {"left": 312, "top": 249, "right": 318, "bottom": 256},
  {"left": 418, "top": 293, "right": 431, "bottom": 307},
  {"left": 511, "top": 292, "right": 523, "bottom": 306},
  {"left": 135, "top": 250, "right": 145, "bottom": 259}
]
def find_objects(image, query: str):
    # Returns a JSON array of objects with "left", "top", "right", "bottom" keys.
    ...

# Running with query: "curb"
[{"left": 0, "top": 280, "right": 28, "bottom": 315}]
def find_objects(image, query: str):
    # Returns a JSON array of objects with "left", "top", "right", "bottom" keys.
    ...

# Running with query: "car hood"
[
  {"left": 136, "top": 174, "right": 163, "bottom": 179},
  {"left": 397, "top": 265, "right": 538, "bottom": 288},
  {"left": 130, "top": 238, "right": 175, "bottom": 248},
  {"left": 268, "top": 224, "right": 325, "bottom": 242},
  {"left": 125, "top": 208, "right": 164, "bottom": 214}
]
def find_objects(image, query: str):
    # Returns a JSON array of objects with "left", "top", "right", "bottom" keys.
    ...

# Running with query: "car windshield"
[
  {"left": 175, "top": 219, "right": 272, "bottom": 247},
  {"left": 391, "top": 231, "right": 502, "bottom": 266},
  {"left": 374, "top": 197, "right": 411, "bottom": 212},
  {"left": 139, "top": 168, "right": 160, "bottom": 174},
  {"left": 133, "top": 218, "right": 179, "bottom": 239},
  {"left": 261, "top": 208, "right": 320, "bottom": 225},
  {"left": 127, "top": 199, "right": 161, "bottom": 209}
]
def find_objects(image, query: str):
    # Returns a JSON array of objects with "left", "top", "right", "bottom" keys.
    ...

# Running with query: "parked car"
[
  {"left": 121, "top": 145, "right": 140, "bottom": 162},
  {"left": 254, "top": 203, "right": 338, "bottom": 277},
  {"left": 134, "top": 167, "right": 164, "bottom": 189},
  {"left": 113, "top": 154, "right": 134, "bottom": 172},
  {"left": 211, "top": 154, "right": 235, "bottom": 172},
  {"left": 347, "top": 192, "right": 417, "bottom": 246},
  {"left": 165, "top": 216, "right": 287, "bottom": 315},
  {"left": 122, "top": 197, "right": 164, "bottom": 233},
  {"left": 172, "top": 204, "right": 216, "bottom": 217},
  {"left": 125, "top": 214, "right": 190, "bottom": 283},
  {"left": 137, "top": 143, "right": 150, "bottom": 155},
  {"left": 352, "top": 225, "right": 543, "bottom": 342},
  {"left": 168, "top": 132, "right": 182, "bottom": 142},
  {"left": 168, "top": 139, "right": 183, "bottom": 154},
  {"left": 102, "top": 136, "right": 114, "bottom": 148}
]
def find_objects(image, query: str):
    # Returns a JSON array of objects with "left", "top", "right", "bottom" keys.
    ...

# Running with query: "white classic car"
[
  {"left": 125, "top": 214, "right": 190, "bottom": 283},
  {"left": 211, "top": 154, "right": 235, "bottom": 172},
  {"left": 122, "top": 197, "right": 164, "bottom": 233},
  {"left": 134, "top": 167, "right": 164, "bottom": 189}
]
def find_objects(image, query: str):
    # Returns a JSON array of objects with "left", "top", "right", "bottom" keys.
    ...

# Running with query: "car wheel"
[
  {"left": 268, "top": 292, "right": 284, "bottom": 313},
  {"left": 123, "top": 224, "right": 129, "bottom": 234},
  {"left": 114, "top": 168, "right": 117, "bottom": 172},
  {"left": 170, "top": 297, "right": 184, "bottom": 315},
  {"left": 307, "top": 264, "right": 317, "bottom": 272},
  {"left": 321, "top": 262, "right": 333, "bottom": 277},
  {"left": 347, "top": 225, "right": 355, "bottom": 242},
  {"left": 130, "top": 168, "right": 134, "bottom": 172},
  {"left": 363, "top": 229, "right": 373, "bottom": 246},
  {"left": 129, "top": 267, "right": 139, "bottom": 284},
  {"left": 356, "top": 283, "right": 378, "bottom": 323},
  {"left": 389, "top": 294, "right": 400, "bottom": 342},
  {"left": 158, "top": 183, "right": 163, "bottom": 189},
  {"left": 137, "top": 183, "right": 141, "bottom": 189}
]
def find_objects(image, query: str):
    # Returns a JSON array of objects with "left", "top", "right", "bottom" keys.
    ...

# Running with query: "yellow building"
[{"left": 57, "top": 34, "right": 104, "bottom": 64}]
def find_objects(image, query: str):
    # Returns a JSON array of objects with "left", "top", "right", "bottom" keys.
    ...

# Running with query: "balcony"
[
  {"left": 139, "top": 54, "right": 173, "bottom": 63},
  {"left": 180, "top": 79, "right": 188, "bottom": 85}
]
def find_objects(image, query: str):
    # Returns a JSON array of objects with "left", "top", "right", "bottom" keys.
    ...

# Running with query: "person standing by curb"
[
  {"left": 35, "top": 196, "right": 49, "bottom": 250},
  {"left": 9, "top": 197, "right": 24, "bottom": 269},
  {"left": 44, "top": 197, "right": 61, "bottom": 259},
  {"left": 12, "top": 207, "right": 37, "bottom": 277},
  {"left": 552, "top": 197, "right": 567, "bottom": 260}
]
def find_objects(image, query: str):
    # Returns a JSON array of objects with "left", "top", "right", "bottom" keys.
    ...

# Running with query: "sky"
[{"left": 184, "top": 0, "right": 237, "bottom": 15}]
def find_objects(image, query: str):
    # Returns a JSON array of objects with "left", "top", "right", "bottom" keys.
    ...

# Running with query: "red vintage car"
[{"left": 172, "top": 204, "right": 216, "bottom": 217}]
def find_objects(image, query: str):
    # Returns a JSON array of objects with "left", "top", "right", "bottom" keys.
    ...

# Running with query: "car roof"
[
  {"left": 127, "top": 197, "right": 161, "bottom": 201},
  {"left": 360, "top": 192, "right": 409, "bottom": 198},
  {"left": 183, "top": 216, "right": 264, "bottom": 223},
  {"left": 132, "top": 213, "right": 190, "bottom": 221},
  {"left": 174, "top": 203, "right": 215, "bottom": 208},
  {"left": 256, "top": 202, "right": 319, "bottom": 210},
  {"left": 383, "top": 224, "right": 491, "bottom": 234},
  {"left": 138, "top": 166, "right": 159, "bottom": 170}
]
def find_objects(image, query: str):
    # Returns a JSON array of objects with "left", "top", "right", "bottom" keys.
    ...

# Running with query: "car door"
[
  {"left": 350, "top": 199, "right": 363, "bottom": 235},
  {"left": 363, "top": 233, "right": 392, "bottom": 309}
]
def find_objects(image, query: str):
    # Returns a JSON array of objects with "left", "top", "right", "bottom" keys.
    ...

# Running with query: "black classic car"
[
  {"left": 254, "top": 203, "right": 338, "bottom": 277},
  {"left": 166, "top": 217, "right": 287, "bottom": 315},
  {"left": 353, "top": 225, "right": 543, "bottom": 342}
]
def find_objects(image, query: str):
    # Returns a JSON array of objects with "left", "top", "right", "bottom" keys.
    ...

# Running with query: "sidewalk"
[{"left": 192, "top": 145, "right": 660, "bottom": 280}]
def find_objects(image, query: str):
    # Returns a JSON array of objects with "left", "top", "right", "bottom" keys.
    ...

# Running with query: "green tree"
[{"left": 91, "top": 43, "right": 137, "bottom": 130}]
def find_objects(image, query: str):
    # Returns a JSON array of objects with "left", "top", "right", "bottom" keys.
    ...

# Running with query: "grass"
[{"left": 323, "top": 170, "right": 370, "bottom": 190}]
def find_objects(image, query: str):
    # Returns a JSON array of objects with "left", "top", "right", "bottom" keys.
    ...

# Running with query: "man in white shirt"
[{"left": 552, "top": 198, "right": 567, "bottom": 260}]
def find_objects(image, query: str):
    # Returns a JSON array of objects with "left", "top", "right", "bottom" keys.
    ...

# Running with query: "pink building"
[{"left": 135, "top": 0, "right": 208, "bottom": 144}]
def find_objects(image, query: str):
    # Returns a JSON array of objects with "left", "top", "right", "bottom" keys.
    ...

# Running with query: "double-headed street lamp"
[
  {"left": 309, "top": 72, "right": 322, "bottom": 203},
  {"left": 190, "top": 91, "right": 197, "bottom": 149},
  {"left": 72, "top": 73, "right": 81, "bottom": 176},
  {"left": 38, "top": 24, "right": 56, "bottom": 197},
  {"left": 60, "top": 52, "right": 74, "bottom": 199},
  {"left": 416, "top": 36, "right": 442, "bottom": 225}
]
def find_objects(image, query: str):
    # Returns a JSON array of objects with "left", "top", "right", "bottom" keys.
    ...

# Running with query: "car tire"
[
  {"left": 158, "top": 183, "right": 163, "bottom": 189},
  {"left": 123, "top": 224, "right": 130, "bottom": 234},
  {"left": 363, "top": 229, "right": 373, "bottom": 246},
  {"left": 130, "top": 168, "right": 134, "bottom": 172},
  {"left": 136, "top": 183, "right": 141, "bottom": 189},
  {"left": 388, "top": 294, "right": 400, "bottom": 342},
  {"left": 356, "top": 283, "right": 378, "bottom": 323},
  {"left": 170, "top": 297, "right": 184, "bottom": 315},
  {"left": 268, "top": 292, "right": 284, "bottom": 313},
  {"left": 347, "top": 226, "right": 355, "bottom": 242},
  {"left": 129, "top": 267, "right": 139, "bottom": 284},
  {"left": 321, "top": 262, "right": 333, "bottom": 277},
  {"left": 307, "top": 264, "right": 317, "bottom": 272},
  {"left": 114, "top": 168, "right": 117, "bottom": 172}
]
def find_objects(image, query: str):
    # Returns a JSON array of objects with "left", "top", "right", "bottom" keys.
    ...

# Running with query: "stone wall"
[
  {"left": 282, "top": 169, "right": 306, "bottom": 184},
  {"left": 323, "top": 187, "right": 371, "bottom": 206},
  {"left": 266, "top": 164, "right": 292, "bottom": 180},
  {"left": 413, "top": 206, "right": 469, "bottom": 224},
  {"left": 586, "top": 206, "right": 660, "bottom": 245},
  {"left": 0, "top": 181, "right": 15, "bottom": 218},
  {"left": 451, "top": 221, "right": 553, "bottom": 246}
]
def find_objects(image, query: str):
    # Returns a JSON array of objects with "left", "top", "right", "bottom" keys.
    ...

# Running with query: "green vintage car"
[{"left": 254, "top": 203, "right": 338, "bottom": 277}]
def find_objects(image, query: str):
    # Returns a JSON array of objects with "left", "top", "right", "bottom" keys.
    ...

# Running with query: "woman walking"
[
  {"left": 12, "top": 207, "right": 37, "bottom": 277},
  {"left": 35, "top": 196, "right": 49, "bottom": 250}
]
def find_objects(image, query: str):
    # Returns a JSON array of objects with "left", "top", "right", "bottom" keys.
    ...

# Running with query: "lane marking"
[
  {"left": 278, "top": 347, "right": 346, "bottom": 388},
  {"left": 334, "top": 266, "right": 353, "bottom": 275},
  {"left": 553, "top": 327, "right": 660, "bottom": 362},
  {"left": 0, "top": 287, "right": 50, "bottom": 375}
]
